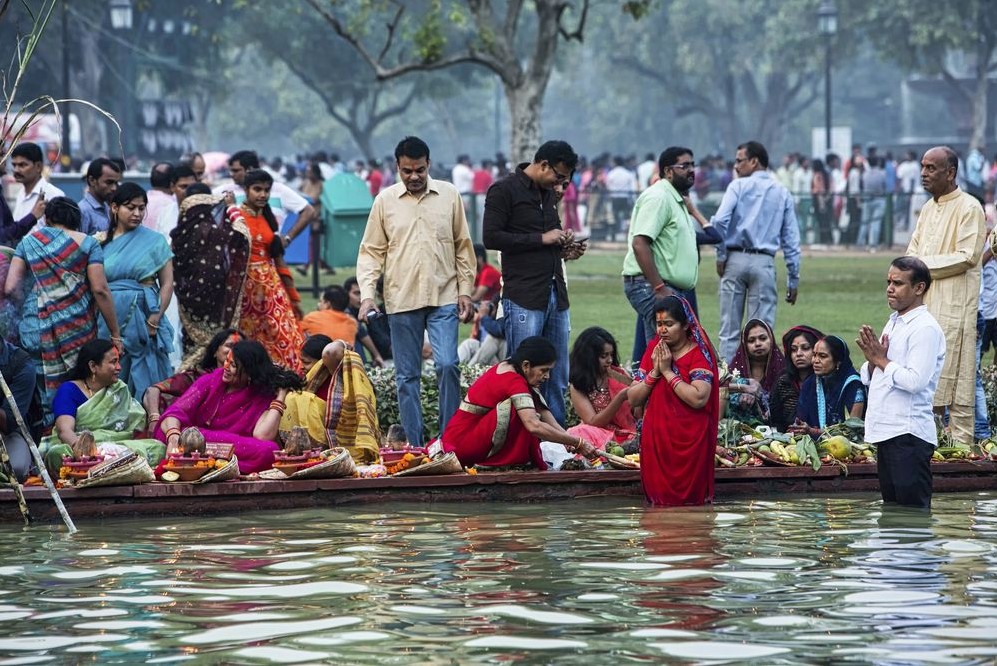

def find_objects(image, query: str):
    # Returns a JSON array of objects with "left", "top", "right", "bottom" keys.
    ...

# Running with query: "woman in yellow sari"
[{"left": 281, "top": 339, "right": 380, "bottom": 463}]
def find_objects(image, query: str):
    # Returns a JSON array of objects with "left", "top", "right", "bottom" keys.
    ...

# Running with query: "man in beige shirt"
[
  {"left": 906, "top": 145, "right": 986, "bottom": 445},
  {"left": 357, "top": 136, "right": 476, "bottom": 446}
]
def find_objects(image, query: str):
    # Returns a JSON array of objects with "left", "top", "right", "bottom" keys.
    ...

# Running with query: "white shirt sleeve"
[{"left": 274, "top": 182, "right": 309, "bottom": 213}]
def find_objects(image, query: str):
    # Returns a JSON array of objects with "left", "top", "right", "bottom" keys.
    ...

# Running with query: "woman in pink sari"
[
  {"left": 566, "top": 327, "right": 636, "bottom": 449},
  {"left": 157, "top": 339, "right": 304, "bottom": 473}
]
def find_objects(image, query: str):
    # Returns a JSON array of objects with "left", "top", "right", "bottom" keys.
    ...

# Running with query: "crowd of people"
[{"left": 0, "top": 133, "right": 990, "bottom": 513}]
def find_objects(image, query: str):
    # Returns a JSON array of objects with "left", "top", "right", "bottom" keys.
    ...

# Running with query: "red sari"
[
  {"left": 640, "top": 305, "right": 719, "bottom": 506},
  {"left": 441, "top": 364, "right": 548, "bottom": 469}
]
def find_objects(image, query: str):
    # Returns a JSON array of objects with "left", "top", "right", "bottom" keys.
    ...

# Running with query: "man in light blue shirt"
[
  {"left": 78, "top": 158, "right": 121, "bottom": 234},
  {"left": 712, "top": 141, "right": 801, "bottom": 361}
]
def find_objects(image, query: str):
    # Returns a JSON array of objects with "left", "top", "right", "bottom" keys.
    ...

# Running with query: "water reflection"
[{"left": 0, "top": 495, "right": 993, "bottom": 662}]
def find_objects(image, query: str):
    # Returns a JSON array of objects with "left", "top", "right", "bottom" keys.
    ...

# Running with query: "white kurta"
[{"left": 906, "top": 188, "right": 986, "bottom": 407}]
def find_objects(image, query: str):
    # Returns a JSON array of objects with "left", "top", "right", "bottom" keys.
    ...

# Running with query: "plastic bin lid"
[{"left": 321, "top": 172, "right": 374, "bottom": 215}]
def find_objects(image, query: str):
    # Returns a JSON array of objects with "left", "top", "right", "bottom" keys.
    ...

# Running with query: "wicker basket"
[
  {"left": 290, "top": 448, "right": 356, "bottom": 479},
  {"left": 196, "top": 456, "right": 240, "bottom": 483},
  {"left": 77, "top": 452, "right": 154, "bottom": 488},
  {"left": 391, "top": 451, "right": 462, "bottom": 477},
  {"left": 257, "top": 468, "right": 288, "bottom": 480}
]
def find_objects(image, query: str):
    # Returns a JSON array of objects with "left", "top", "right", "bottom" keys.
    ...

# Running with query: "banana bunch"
[
  {"left": 715, "top": 445, "right": 761, "bottom": 468},
  {"left": 932, "top": 445, "right": 984, "bottom": 461},
  {"left": 753, "top": 434, "right": 822, "bottom": 470}
]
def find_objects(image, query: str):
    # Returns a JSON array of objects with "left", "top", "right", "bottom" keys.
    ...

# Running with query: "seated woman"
[
  {"left": 281, "top": 337, "right": 380, "bottom": 464},
  {"left": 300, "top": 334, "right": 333, "bottom": 374},
  {"left": 628, "top": 296, "right": 719, "bottom": 506},
  {"left": 769, "top": 325, "right": 823, "bottom": 433},
  {"left": 566, "top": 327, "right": 637, "bottom": 450},
  {"left": 156, "top": 339, "right": 304, "bottom": 473},
  {"left": 40, "top": 339, "right": 166, "bottom": 478},
  {"left": 440, "top": 336, "right": 597, "bottom": 469},
  {"left": 793, "top": 335, "right": 866, "bottom": 437},
  {"left": 727, "top": 319, "right": 785, "bottom": 423},
  {"left": 142, "top": 328, "right": 244, "bottom": 434}
]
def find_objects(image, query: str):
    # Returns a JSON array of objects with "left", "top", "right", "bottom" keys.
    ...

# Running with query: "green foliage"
[
  {"left": 982, "top": 365, "right": 997, "bottom": 431},
  {"left": 413, "top": 1, "right": 446, "bottom": 63},
  {"left": 846, "top": 0, "right": 990, "bottom": 73},
  {"left": 367, "top": 363, "right": 490, "bottom": 437}
]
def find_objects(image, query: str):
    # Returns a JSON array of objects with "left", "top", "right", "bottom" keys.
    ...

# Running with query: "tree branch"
[
  {"left": 307, "top": 0, "right": 506, "bottom": 80},
  {"left": 940, "top": 66, "right": 973, "bottom": 102},
  {"left": 612, "top": 54, "right": 713, "bottom": 112},
  {"left": 503, "top": 0, "right": 523, "bottom": 43},
  {"left": 370, "top": 84, "right": 418, "bottom": 125},
  {"left": 557, "top": 0, "right": 589, "bottom": 42}
]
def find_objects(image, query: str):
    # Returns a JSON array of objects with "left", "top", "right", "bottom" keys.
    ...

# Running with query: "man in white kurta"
[{"left": 906, "top": 146, "right": 986, "bottom": 445}]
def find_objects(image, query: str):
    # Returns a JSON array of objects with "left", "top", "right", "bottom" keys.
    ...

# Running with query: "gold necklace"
[{"left": 81, "top": 379, "right": 95, "bottom": 397}]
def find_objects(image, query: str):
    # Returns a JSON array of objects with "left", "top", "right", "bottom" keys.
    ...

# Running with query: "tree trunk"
[
  {"left": 75, "top": 29, "right": 105, "bottom": 156},
  {"left": 352, "top": 127, "right": 375, "bottom": 161},
  {"left": 504, "top": 79, "right": 545, "bottom": 164},
  {"left": 969, "top": 50, "right": 991, "bottom": 152}
]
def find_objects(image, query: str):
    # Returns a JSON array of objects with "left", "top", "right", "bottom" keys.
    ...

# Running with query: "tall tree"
[
  {"left": 851, "top": 0, "right": 997, "bottom": 151},
  {"left": 306, "top": 0, "right": 641, "bottom": 161},
  {"left": 615, "top": 0, "right": 840, "bottom": 152},
  {"left": 232, "top": 3, "right": 432, "bottom": 159}
]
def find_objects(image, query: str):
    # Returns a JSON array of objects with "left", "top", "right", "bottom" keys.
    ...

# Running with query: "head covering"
[
  {"left": 780, "top": 325, "right": 824, "bottom": 388},
  {"left": 796, "top": 335, "right": 862, "bottom": 430},
  {"left": 730, "top": 318, "right": 785, "bottom": 393}
]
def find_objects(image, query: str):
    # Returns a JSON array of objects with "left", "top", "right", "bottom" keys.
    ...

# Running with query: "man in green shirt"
[{"left": 622, "top": 147, "right": 708, "bottom": 355}]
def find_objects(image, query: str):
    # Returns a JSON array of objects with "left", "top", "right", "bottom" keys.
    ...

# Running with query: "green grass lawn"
[{"left": 295, "top": 248, "right": 899, "bottom": 362}]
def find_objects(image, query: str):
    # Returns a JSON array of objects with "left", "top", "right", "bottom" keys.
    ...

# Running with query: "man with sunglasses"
[
  {"left": 622, "top": 147, "right": 705, "bottom": 359},
  {"left": 483, "top": 140, "right": 581, "bottom": 426},
  {"left": 712, "top": 140, "right": 802, "bottom": 362}
]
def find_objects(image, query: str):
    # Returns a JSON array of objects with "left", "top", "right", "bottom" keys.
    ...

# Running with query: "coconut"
[
  {"left": 820, "top": 435, "right": 852, "bottom": 461},
  {"left": 72, "top": 431, "right": 97, "bottom": 459},
  {"left": 283, "top": 426, "right": 311, "bottom": 456},
  {"left": 178, "top": 427, "right": 206, "bottom": 455}
]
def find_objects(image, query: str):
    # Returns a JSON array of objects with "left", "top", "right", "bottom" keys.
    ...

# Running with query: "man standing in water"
[
  {"left": 905, "top": 146, "right": 986, "bottom": 445},
  {"left": 857, "top": 256, "right": 945, "bottom": 509}
]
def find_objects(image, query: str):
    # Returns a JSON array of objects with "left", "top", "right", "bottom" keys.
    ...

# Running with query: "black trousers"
[{"left": 876, "top": 433, "right": 934, "bottom": 509}]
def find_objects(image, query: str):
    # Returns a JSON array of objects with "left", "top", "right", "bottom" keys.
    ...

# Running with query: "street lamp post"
[
  {"left": 817, "top": 1, "right": 838, "bottom": 153},
  {"left": 109, "top": 0, "right": 134, "bottom": 160},
  {"left": 61, "top": 0, "right": 71, "bottom": 163}
]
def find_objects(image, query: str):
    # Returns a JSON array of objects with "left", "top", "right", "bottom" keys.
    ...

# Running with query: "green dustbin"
[{"left": 320, "top": 172, "right": 375, "bottom": 268}]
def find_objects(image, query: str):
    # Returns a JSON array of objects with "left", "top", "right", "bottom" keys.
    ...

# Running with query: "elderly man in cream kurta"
[
  {"left": 906, "top": 146, "right": 986, "bottom": 445},
  {"left": 356, "top": 136, "right": 476, "bottom": 447}
]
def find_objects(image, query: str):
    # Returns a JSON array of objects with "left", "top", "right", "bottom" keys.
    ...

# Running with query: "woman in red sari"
[
  {"left": 229, "top": 169, "right": 304, "bottom": 373},
  {"left": 441, "top": 336, "right": 597, "bottom": 469},
  {"left": 628, "top": 295, "right": 719, "bottom": 506}
]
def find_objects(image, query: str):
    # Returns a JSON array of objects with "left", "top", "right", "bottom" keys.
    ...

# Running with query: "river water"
[{"left": 0, "top": 493, "right": 996, "bottom": 664}]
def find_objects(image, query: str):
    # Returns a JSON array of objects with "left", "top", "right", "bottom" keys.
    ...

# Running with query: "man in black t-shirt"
[{"left": 482, "top": 141, "right": 585, "bottom": 425}]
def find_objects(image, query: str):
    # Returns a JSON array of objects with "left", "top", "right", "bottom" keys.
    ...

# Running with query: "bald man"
[{"left": 906, "top": 146, "right": 986, "bottom": 445}]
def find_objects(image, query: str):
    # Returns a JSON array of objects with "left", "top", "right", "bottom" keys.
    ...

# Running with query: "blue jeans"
[
  {"left": 859, "top": 198, "right": 886, "bottom": 246},
  {"left": 503, "top": 288, "right": 570, "bottom": 425},
  {"left": 976, "top": 313, "right": 990, "bottom": 440},
  {"left": 387, "top": 305, "right": 460, "bottom": 446},
  {"left": 624, "top": 276, "right": 697, "bottom": 362},
  {"left": 718, "top": 252, "right": 777, "bottom": 362}
]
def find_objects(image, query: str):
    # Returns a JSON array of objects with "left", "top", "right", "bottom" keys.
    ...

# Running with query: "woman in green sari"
[{"left": 41, "top": 339, "right": 166, "bottom": 477}]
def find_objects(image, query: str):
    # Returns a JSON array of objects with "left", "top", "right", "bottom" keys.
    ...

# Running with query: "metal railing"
[{"left": 458, "top": 192, "right": 918, "bottom": 248}]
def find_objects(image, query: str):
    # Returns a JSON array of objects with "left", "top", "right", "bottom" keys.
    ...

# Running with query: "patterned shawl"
[
  {"left": 171, "top": 194, "right": 250, "bottom": 369},
  {"left": 324, "top": 349, "right": 381, "bottom": 463}
]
